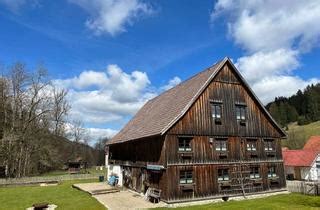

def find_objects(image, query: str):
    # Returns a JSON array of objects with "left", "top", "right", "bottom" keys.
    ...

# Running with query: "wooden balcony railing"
[{"left": 167, "top": 158, "right": 283, "bottom": 166}]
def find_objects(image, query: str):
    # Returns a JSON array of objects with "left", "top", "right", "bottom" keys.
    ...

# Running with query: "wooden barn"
[{"left": 106, "top": 57, "right": 287, "bottom": 203}]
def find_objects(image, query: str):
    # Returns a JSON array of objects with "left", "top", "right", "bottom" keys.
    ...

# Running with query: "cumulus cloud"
[
  {"left": 55, "top": 65, "right": 183, "bottom": 142},
  {"left": 69, "top": 0, "right": 153, "bottom": 36},
  {"left": 235, "top": 49, "right": 299, "bottom": 83},
  {"left": 54, "top": 64, "right": 154, "bottom": 125},
  {"left": 87, "top": 127, "right": 118, "bottom": 141},
  {"left": 212, "top": 0, "right": 320, "bottom": 103},
  {"left": 212, "top": 0, "right": 320, "bottom": 53},
  {"left": 252, "top": 76, "right": 320, "bottom": 103},
  {"left": 160, "top": 76, "right": 181, "bottom": 91}
]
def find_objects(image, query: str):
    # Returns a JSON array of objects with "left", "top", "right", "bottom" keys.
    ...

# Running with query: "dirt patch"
[{"left": 94, "top": 190, "right": 166, "bottom": 210}]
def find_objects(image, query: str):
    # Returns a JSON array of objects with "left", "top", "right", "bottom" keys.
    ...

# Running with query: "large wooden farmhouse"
[{"left": 106, "top": 57, "right": 287, "bottom": 202}]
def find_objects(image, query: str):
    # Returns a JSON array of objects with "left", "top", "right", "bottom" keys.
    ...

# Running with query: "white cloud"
[
  {"left": 87, "top": 127, "right": 118, "bottom": 141},
  {"left": 160, "top": 76, "right": 181, "bottom": 91},
  {"left": 252, "top": 76, "right": 320, "bottom": 103},
  {"left": 235, "top": 49, "right": 299, "bottom": 83},
  {"left": 56, "top": 71, "right": 109, "bottom": 89},
  {"left": 212, "top": 0, "right": 320, "bottom": 53},
  {"left": 54, "top": 65, "right": 183, "bottom": 142},
  {"left": 0, "top": 0, "right": 26, "bottom": 12},
  {"left": 69, "top": 0, "right": 153, "bottom": 36},
  {"left": 212, "top": 0, "right": 320, "bottom": 104},
  {"left": 54, "top": 64, "right": 155, "bottom": 125},
  {"left": 0, "top": 0, "right": 39, "bottom": 12}
]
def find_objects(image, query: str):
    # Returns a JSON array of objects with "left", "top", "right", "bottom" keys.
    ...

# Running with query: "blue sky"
[{"left": 1, "top": 0, "right": 320, "bottom": 142}]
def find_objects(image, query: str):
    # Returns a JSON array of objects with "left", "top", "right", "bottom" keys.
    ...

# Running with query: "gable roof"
[
  {"left": 282, "top": 149, "right": 319, "bottom": 167},
  {"left": 303, "top": 136, "right": 320, "bottom": 151},
  {"left": 108, "top": 57, "right": 286, "bottom": 145}
]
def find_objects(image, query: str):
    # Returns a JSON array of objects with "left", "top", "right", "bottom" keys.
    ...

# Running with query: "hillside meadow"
[{"left": 283, "top": 121, "right": 320, "bottom": 149}]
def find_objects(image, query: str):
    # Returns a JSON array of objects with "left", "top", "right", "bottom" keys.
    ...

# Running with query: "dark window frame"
[
  {"left": 250, "top": 166, "right": 260, "bottom": 179},
  {"left": 218, "top": 168, "right": 229, "bottom": 182},
  {"left": 264, "top": 139, "right": 275, "bottom": 151},
  {"left": 211, "top": 102, "right": 223, "bottom": 124},
  {"left": 178, "top": 137, "right": 193, "bottom": 152},
  {"left": 179, "top": 170, "right": 193, "bottom": 185},
  {"left": 246, "top": 139, "right": 257, "bottom": 151},
  {"left": 215, "top": 138, "right": 228, "bottom": 152},
  {"left": 235, "top": 104, "right": 247, "bottom": 125},
  {"left": 268, "top": 166, "right": 277, "bottom": 178}
]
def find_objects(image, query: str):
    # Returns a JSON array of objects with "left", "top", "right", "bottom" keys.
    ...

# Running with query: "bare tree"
[
  {"left": 69, "top": 120, "right": 87, "bottom": 143},
  {"left": 51, "top": 88, "right": 70, "bottom": 136},
  {"left": 68, "top": 119, "right": 89, "bottom": 160},
  {"left": 0, "top": 63, "right": 70, "bottom": 177}
]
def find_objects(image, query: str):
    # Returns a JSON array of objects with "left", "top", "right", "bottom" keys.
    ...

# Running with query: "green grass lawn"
[
  {"left": 156, "top": 193, "right": 320, "bottom": 210},
  {"left": 39, "top": 167, "right": 107, "bottom": 177},
  {"left": 0, "top": 179, "right": 106, "bottom": 210},
  {"left": 1, "top": 181, "right": 319, "bottom": 210}
]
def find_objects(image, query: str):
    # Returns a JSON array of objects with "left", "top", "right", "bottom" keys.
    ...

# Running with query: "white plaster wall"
[
  {"left": 301, "top": 155, "right": 320, "bottom": 181},
  {"left": 105, "top": 154, "right": 108, "bottom": 167},
  {"left": 301, "top": 167, "right": 313, "bottom": 180},
  {"left": 309, "top": 155, "right": 320, "bottom": 181},
  {"left": 107, "top": 164, "right": 123, "bottom": 186}
]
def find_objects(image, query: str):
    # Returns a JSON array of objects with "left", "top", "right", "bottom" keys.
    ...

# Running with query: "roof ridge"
[{"left": 147, "top": 59, "right": 224, "bottom": 103}]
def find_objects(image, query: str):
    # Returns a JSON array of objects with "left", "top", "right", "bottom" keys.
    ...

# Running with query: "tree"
[
  {"left": 306, "top": 90, "right": 320, "bottom": 121},
  {"left": 51, "top": 88, "right": 70, "bottom": 137},
  {"left": 68, "top": 119, "right": 89, "bottom": 160},
  {"left": 0, "top": 62, "right": 70, "bottom": 177},
  {"left": 94, "top": 137, "right": 109, "bottom": 165}
]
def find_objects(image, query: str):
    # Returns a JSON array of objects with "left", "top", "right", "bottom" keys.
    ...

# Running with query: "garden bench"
[{"left": 148, "top": 187, "right": 161, "bottom": 203}]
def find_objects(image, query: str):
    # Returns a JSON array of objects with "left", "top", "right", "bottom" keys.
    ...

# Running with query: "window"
[
  {"left": 264, "top": 139, "right": 274, "bottom": 151},
  {"left": 178, "top": 137, "right": 192, "bottom": 152},
  {"left": 180, "top": 170, "right": 193, "bottom": 184},
  {"left": 215, "top": 139, "right": 227, "bottom": 151},
  {"left": 218, "top": 169, "right": 229, "bottom": 181},
  {"left": 247, "top": 139, "right": 257, "bottom": 151},
  {"left": 211, "top": 103, "right": 222, "bottom": 123},
  {"left": 268, "top": 166, "right": 277, "bottom": 178},
  {"left": 250, "top": 167, "right": 260, "bottom": 179},
  {"left": 235, "top": 105, "right": 246, "bottom": 124}
]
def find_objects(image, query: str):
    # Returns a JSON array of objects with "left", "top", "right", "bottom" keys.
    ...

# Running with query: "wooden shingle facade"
[{"left": 106, "top": 57, "right": 287, "bottom": 202}]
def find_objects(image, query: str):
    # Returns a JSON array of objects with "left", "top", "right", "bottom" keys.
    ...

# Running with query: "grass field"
[
  {"left": 39, "top": 167, "right": 107, "bottom": 177},
  {"left": 283, "top": 121, "right": 320, "bottom": 149},
  {"left": 0, "top": 182, "right": 319, "bottom": 210},
  {"left": 0, "top": 179, "right": 106, "bottom": 210},
  {"left": 157, "top": 193, "right": 320, "bottom": 210}
]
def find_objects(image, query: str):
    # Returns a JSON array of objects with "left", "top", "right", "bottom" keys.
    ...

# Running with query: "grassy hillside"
[
  {"left": 25, "top": 134, "right": 104, "bottom": 176},
  {"left": 282, "top": 121, "right": 320, "bottom": 149}
]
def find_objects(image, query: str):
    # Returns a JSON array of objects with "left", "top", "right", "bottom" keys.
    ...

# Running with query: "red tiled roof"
[
  {"left": 303, "top": 136, "right": 320, "bottom": 151},
  {"left": 282, "top": 150, "right": 318, "bottom": 167}
]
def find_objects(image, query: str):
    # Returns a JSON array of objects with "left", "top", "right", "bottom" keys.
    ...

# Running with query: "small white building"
[
  {"left": 283, "top": 136, "right": 320, "bottom": 181},
  {"left": 283, "top": 150, "right": 319, "bottom": 181}
]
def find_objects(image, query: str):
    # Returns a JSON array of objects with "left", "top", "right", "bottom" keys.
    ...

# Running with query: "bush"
[{"left": 297, "top": 116, "right": 310, "bottom": 125}]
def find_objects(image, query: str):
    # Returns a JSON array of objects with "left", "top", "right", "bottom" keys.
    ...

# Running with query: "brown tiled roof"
[
  {"left": 108, "top": 57, "right": 286, "bottom": 145},
  {"left": 108, "top": 58, "right": 226, "bottom": 144}
]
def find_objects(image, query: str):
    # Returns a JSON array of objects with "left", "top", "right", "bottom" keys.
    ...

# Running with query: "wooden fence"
[
  {"left": 0, "top": 173, "right": 102, "bottom": 186},
  {"left": 286, "top": 180, "right": 320, "bottom": 195}
]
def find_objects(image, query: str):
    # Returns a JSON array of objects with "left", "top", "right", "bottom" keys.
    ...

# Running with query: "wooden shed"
[{"left": 106, "top": 57, "right": 287, "bottom": 203}]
